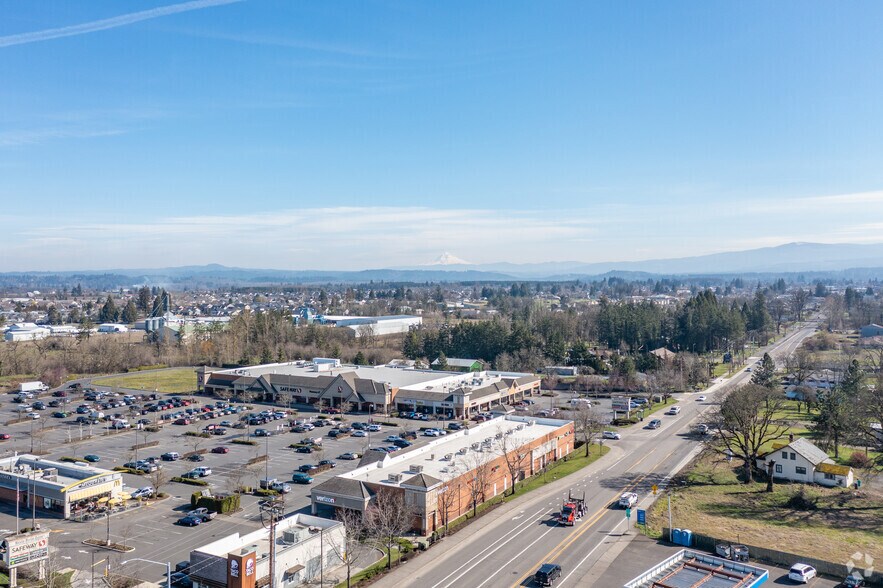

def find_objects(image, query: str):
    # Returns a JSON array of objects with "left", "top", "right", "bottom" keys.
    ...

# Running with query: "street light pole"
[{"left": 121, "top": 558, "right": 171, "bottom": 588}]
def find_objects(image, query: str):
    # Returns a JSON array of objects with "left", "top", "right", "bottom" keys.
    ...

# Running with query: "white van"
[
  {"left": 788, "top": 564, "right": 816, "bottom": 583},
  {"left": 569, "top": 398, "right": 592, "bottom": 407}
]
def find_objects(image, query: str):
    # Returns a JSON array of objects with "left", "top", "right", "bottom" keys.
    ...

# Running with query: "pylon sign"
[{"left": 2, "top": 532, "right": 50, "bottom": 568}]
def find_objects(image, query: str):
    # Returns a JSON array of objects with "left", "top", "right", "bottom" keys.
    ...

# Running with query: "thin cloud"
[{"left": 0, "top": 0, "right": 243, "bottom": 48}]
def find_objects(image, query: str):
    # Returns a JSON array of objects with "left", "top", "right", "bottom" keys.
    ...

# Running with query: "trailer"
[
  {"left": 20, "top": 381, "right": 48, "bottom": 393},
  {"left": 558, "top": 490, "right": 586, "bottom": 526}
]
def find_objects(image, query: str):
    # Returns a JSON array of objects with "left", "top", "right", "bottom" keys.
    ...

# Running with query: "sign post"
[
  {"left": 625, "top": 507, "right": 631, "bottom": 533},
  {"left": 651, "top": 484, "right": 658, "bottom": 496},
  {"left": 637, "top": 508, "right": 646, "bottom": 533}
]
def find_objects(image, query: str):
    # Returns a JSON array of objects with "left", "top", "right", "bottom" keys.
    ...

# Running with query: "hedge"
[
  {"left": 232, "top": 439, "right": 257, "bottom": 446},
  {"left": 191, "top": 492, "right": 240, "bottom": 513},
  {"left": 171, "top": 476, "right": 209, "bottom": 487},
  {"left": 113, "top": 467, "right": 144, "bottom": 475},
  {"left": 246, "top": 455, "right": 268, "bottom": 465},
  {"left": 253, "top": 489, "right": 278, "bottom": 497},
  {"left": 58, "top": 457, "right": 80, "bottom": 463},
  {"left": 184, "top": 432, "right": 211, "bottom": 438}
]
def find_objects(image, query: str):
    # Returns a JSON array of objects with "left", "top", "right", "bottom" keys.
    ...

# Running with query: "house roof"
[
  {"left": 401, "top": 473, "right": 442, "bottom": 489},
  {"left": 432, "top": 357, "right": 482, "bottom": 368},
  {"left": 311, "top": 476, "right": 374, "bottom": 500},
  {"left": 650, "top": 347, "right": 677, "bottom": 361},
  {"left": 816, "top": 462, "right": 852, "bottom": 476},
  {"left": 769, "top": 438, "right": 831, "bottom": 466}
]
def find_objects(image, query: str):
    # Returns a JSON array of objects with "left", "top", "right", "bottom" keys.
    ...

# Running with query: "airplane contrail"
[{"left": 0, "top": 0, "right": 243, "bottom": 48}]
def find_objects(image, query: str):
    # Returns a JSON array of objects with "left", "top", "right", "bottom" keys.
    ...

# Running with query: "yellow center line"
[{"left": 509, "top": 446, "right": 679, "bottom": 587}]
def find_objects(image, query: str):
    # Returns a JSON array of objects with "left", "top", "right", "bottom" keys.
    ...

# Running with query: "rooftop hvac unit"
[
  {"left": 516, "top": 424, "right": 524, "bottom": 430},
  {"left": 443, "top": 453, "right": 453, "bottom": 461},
  {"left": 458, "top": 447, "right": 468, "bottom": 455},
  {"left": 470, "top": 443, "right": 479, "bottom": 450},
  {"left": 282, "top": 530, "right": 302, "bottom": 545},
  {"left": 388, "top": 473, "right": 403, "bottom": 483},
  {"left": 527, "top": 420, "right": 536, "bottom": 426},
  {"left": 409, "top": 465, "right": 424, "bottom": 474},
  {"left": 495, "top": 432, "right": 503, "bottom": 439},
  {"left": 429, "top": 454, "right": 435, "bottom": 461}
]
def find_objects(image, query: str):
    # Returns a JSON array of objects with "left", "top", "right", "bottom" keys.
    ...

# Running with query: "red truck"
[{"left": 558, "top": 491, "right": 586, "bottom": 526}]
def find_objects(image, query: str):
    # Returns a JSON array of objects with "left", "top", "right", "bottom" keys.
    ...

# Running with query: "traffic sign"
[
  {"left": 625, "top": 507, "right": 631, "bottom": 519},
  {"left": 637, "top": 509, "right": 646, "bottom": 525},
  {"left": 652, "top": 484, "right": 658, "bottom": 495}
]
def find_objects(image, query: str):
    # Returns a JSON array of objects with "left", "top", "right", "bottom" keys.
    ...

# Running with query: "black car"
[
  {"left": 393, "top": 439, "right": 413, "bottom": 449},
  {"left": 170, "top": 573, "right": 192, "bottom": 588},
  {"left": 318, "top": 459, "right": 337, "bottom": 468},
  {"left": 447, "top": 422, "right": 464, "bottom": 430},
  {"left": 188, "top": 454, "right": 205, "bottom": 462},
  {"left": 841, "top": 576, "right": 867, "bottom": 588},
  {"left": 534, "top": 563, "right": 561, "bottom": 586},
  {"left": 298, "top": 464, "right": 317, "bottom": 473},
  {"left": 295, "top": 446, "right": 314, "bottom": 454},
  {"left": 351, "top": 422, "right": 367, "bottom": 430}
]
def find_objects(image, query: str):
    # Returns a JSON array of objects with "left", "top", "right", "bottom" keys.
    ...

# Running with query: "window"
[
  {"left": 796, "top": 466, "right": 807, "bottom": 475},
  {"left": 824, "top": 473, "right": 835, "bottom": 480},
  {"left": 775, "top": 464, "right": 782, "bottom": 473},
  {"left": 781, "top": 451, "right": 788, "bottom": 459},
  {"left": 790, "top": 452, "right": 796, "bottom": 460}
]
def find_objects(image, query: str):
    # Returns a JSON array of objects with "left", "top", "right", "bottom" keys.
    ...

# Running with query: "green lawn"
[{"left": 94, "top": 367, "right": 198, "bottom": 393}]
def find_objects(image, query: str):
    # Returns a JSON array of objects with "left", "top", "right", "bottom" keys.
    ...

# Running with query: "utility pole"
[{"left": 259, "top": 498, "right": 284, "bottom": 588}]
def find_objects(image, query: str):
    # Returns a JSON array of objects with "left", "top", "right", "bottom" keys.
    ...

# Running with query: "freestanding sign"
[
  {"left": 227, "top": 550, "right": 257, "bottom": 588},
  {"left": 2, "top": 532, "right": 50, "bottom": 569},
  {"left": 637, "top": 509, "right": 646, "bottom": 525}
]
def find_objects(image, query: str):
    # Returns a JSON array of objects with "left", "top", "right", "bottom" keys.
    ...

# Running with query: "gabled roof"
[
  {"left": 767, "top": 438, "right": 831, "bottom": 466},
  {"left": 357, "top": 449, "right": 390, "bottom": 468},
  {"left": 432, "top": 357, "right": 483, "bottom": 368},
  {"left": 312, "top": 476, "right": 374, "bottom": 500},
  {"left": 401, "top": 473, "right": 442, "bottom": 489}
]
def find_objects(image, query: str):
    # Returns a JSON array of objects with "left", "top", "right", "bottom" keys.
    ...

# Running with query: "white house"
[
  {"left": 4, "top": 323, "right": 50, "bottom": 342},
  {"left": 756, "top": 438, "right": 854, "bottom": 488}
]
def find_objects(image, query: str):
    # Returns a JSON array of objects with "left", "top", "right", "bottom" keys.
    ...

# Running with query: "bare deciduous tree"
[
  {"left": 495, "top": 425, "right": 529, "bottom": 496},
  {"left": 326, "top": 507, "right": 370, "bottom": 587},
  {"left": 708, "top": 384, "right": 790, "bottom": 483},
  {"left": 147, "top": 467, "right": 168, "bottom": 498},
  {"left": 461, "top": 449, "right": 492, "bottom": 518},
  {"left": 366, "top": 489, "right": 413, "bottom": 570},
  {"left": 571, "top": 404, "right": 605, "bottom": 457}
]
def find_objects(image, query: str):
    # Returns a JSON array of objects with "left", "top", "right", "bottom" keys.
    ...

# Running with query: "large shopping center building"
[
  {"left": 200, "top": 359, "right": 541, "bottom": 418},
  {"left": 0, "top": 455, "right": 123, "bottom": 519}
]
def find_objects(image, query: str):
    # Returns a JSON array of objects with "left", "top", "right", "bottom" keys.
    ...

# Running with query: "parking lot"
[{"left": 0, "top": 384, "right": 591, "bottom": 582}]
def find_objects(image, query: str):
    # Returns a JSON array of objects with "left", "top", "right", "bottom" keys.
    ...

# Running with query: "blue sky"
[{"left": 2, "top": 1, "right": 883, "bottom": 271}]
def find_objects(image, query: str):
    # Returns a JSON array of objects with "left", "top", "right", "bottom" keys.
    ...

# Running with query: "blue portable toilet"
[{"left": 681, "top": 529, "right": 693, "bottom": 547}]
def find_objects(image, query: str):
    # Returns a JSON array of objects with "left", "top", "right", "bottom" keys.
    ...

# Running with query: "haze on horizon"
[{"left": 2, "top": 1, "right": 883, "bottom": 272}]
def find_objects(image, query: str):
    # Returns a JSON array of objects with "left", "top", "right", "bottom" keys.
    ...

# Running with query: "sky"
[{"left": 2, "top": 1, "right": 883, "bottom": 271}]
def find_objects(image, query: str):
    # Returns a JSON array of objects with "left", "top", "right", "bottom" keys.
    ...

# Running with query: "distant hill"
[{"left": 2, "top": 242, "right": 883, "bottom": 289}]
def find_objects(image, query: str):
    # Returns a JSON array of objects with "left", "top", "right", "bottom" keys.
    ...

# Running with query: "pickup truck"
[
  {"left": 259, "top": 478, "right": 291, "bottom": 493},
  {"left": 187, "top": 508, "right": 216, "bottom": 522},
  {"left": 192, "top": 467, "right": 212, "bottom": 477}
]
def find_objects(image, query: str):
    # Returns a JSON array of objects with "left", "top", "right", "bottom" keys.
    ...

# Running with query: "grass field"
[
  {"left": 647, "top": 454, "right": 883, "bottom": 564},
  {"left": 94, "top": 367, "right": 198, "bottom": 393}
]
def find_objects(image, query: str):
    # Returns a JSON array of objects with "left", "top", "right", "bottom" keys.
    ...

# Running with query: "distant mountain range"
[{"left": 2, "top": 242, "right": 883, "bottom": 288}]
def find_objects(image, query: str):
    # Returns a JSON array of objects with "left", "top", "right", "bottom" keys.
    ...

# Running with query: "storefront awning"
[{"left": 285, "top": 565, "right": 304, "bottom": 575}]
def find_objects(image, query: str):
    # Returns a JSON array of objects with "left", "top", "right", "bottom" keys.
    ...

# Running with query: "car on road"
[
  {"left": 0, "top": 434, "right": 11, "bottom": 441},
  {"left": 211, "top": 446, "right": 229, "bottom": 454},
  {"left": 695, "top": 424, "right": 710, "bottom": 435},
  {"left": 131, "top": 487, "right": 155, "bottom": 499},
  {"left": 618, "top": 492, "right": 638, "bottom": 508},
  {"left": 291, "top": 472, "right": 313, "bottom": 484},
  {"left": 647, "top": 419, "right": 662, "bottom": 429},
  {"left": 83, "top": 454, "right": 101, "bottom": 463},
  {"left": 181, "top": 470, "right": 202, "bottom": 479},
  {"left": 697, "top": 395, "right": 707, "bottom": 401},
  {"left": 161, "top": 452, "right": 181, "bottom": 461},
  {"left": 338, "top": 452, "right": 360, "bottom": 460},
  {"left": 187, "top": 507, "right": 216, "bottom": 521},
  {"left": 788, "top": 563, "right": 817, "bottom": 584},
  {"left": 177, "top": 515, "right": 202, "bottom": 527},
  {"left": 534, "top": 563, "right": 562, "bottom": 586},
  {"left": 602, "top": 431, "right": 621, "bottom": 440},
  {"left": 666, "top": 405, "right": 681, "bottom": 415}
]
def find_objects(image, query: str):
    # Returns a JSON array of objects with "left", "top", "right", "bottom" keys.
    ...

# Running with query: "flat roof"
[
  {"left": 337, "top": 415, "right": 569, "bottom": 486},
  {"left": 216, "top": 361, "right": 537, "bottom": 392},
  {"left": 0, "top": 455, "right": 115, "bottom": 489},
  {"left": 623, "top": 550, "right": 769, "bottom": 588},
  {"left": 194, "top": 514, "right": 340, "bottom": 558}
]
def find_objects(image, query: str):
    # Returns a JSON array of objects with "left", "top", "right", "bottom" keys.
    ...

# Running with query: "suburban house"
[
  {"left": 756, "top": 438, "right": 854, "bottom": 488},
  {"left": 431, "top": 357, "right": 486, "bottom": 372}
]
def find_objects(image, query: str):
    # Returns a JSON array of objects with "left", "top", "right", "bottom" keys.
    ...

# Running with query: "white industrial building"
[
  {"left": 188, "top": 513, "right": 344, "bottom": 588},
  {"left": 97, "top": 323, "right": 129, "bottom": 333},
  {"left": 4, "top": 323, "right": 50, "bottom": 342},
  {"left": 316, "top": 315, "right": 422, "bottom": 337}
]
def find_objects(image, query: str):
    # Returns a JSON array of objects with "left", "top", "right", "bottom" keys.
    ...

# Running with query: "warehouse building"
[
  {"left": 188, "top": 513, "right": 344, "bottom": 588},
  {"left": 201, "top": 360, "right": 540, "bottom": 418},
  {"left": 0, "top": 455, "right": 123, "bottom": 519},
  {"left": 316, "top": 314, "right": 422, "bottom": 337},
  {"left": 310, "top": 414, "right": 574, "bottom": 534},
  {"left": 4, "top": 323, "right": 50, "bottom": 342}
]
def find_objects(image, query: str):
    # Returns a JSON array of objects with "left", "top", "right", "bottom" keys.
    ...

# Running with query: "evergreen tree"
[
  {"left": 136, "top": 286, "right": 152, "bottom": 312},
  {"left": 750, "top": 353, "right": 778, "bottom": 389},
  {"left": 122, "top": 299, "right": 138, "bottom": 324},
  {"left": 98, "top": 296, "right": 119, "bottom": 323},
  {"left": 813, "top": 360, "right": 863, "bottom": 458}
]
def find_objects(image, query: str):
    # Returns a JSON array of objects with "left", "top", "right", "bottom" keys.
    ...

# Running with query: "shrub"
[
  {"left": 847, "top": 451, "right": 874, "bottom": 469},
  {"left": 232, "top": 439, "right": 257, "bottom": 446},
  {"left": 58, "top": 456, "right": 80, "bottom": 463},
  {"left": 171, "top": 476, "right": 209, "bottom": 487},
  {"left": 786, "top": 486, "right": 818, "bottom": 511},
  {"left": 253, "top": 489, "right": 278, "bottom": 497},
  {"left": 113, "top": 467, "right": 144, "bottom": 475},
  {"left": 184, "top": 432, "right": 211, "bottom": 438}
]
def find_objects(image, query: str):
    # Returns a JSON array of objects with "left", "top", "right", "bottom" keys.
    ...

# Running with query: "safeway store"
[{"left": 0, "top": 455, "right": 123, "bottom": 519}]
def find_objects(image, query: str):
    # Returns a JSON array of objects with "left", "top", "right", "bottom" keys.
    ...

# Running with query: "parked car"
[
  {"left": 211, "top": 446, "right": 229, "bottom": 454},
  {"left": 385, "top": 435, "right": 403, "bottom": 443},
  {"left": 175, "top": 562, "right": 190, "bottom": 573},
  {"left": 697, "top": 395, "right": 707, "bottom": 401},
  {"left": 188, "top": 454, "right": 205, "bottom": 462},
  {"left": 423, "top": 429, "right": 443, "bottom": 437},
  {"left": 393, "top": 439, "right": 413, "bottom": 448},
  {"left": 0, "top": 434, "right": 11, "bottom": 441},
  {"left": 840, "top": 575, "right": 867, "bottom": 587},
  {"left": 446, "top": 422, "right": 464, "bottom": 431},
  {"left": 338, "top": 452, "right": 360, "bottom": 460},
  {"left": 291, "top": 472, "right": 313, "bottom": 484},
  {"left": 52, "top": 411, "right": 69, "bottom": 418},
  {"left": 131, "top": 487, "right": 155, "bottom": 499},
  {"left": 534, "top": 563, "right": 562, "bottom": 586},
  {"left": 187, "top": 507, "right": 216, "bottom": 521},
  {"left": 366, "top": 424, "right": 382, "bottom": 432},
  {"left": 352, "top": 430, "right": 367, "bottom": 437},
  {"left": 298, "top": 464, "right": 318, "bottom": 473},
  {"left": 181, "top": 470, "right": 202, "bottom": 479},
  {"left": 295, "top": 446, "right": 314, "bottom": 454},
  {"left": 253, "top": 428, "right": 272, "bottom": 437},
  {"left": 618, "top": 492, "right": 638, "bottom": 508},
  {"left": 318, "top": 459, "right": 337, "bottom": 468},
  {"left": 169, "top": 573, "right": 192, "bottom": 588},
  {"left": 602, "top": 431, "right": 621, "bottom": 440},
  {"left": 161, "top": 452, "right": 181, "bottom": 461},
  {"left": 84, "top": 454, "right": 101, "bottom": 463},
  {"left": 788, "top": 563, "right": 817, "bottom": 584},
  {"left": 177, "top": 515, "right": 202, "bottom": 527}
]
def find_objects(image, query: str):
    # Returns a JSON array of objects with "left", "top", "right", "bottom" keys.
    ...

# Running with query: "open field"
[
  {"left": 93, "top": 366, "right": 198, "bottom": 393},
  {"left": 646, "top": 454, "right": 883, "bottom": 565}
]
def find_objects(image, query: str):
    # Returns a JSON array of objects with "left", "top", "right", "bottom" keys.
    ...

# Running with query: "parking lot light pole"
[{"left": 121, "top": 558, "right": 171, "bottom": 588}]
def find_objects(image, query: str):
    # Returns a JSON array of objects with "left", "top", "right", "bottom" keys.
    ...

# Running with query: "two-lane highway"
[{"left": 375, "top": 322, "right": 819, "bottom": 588}]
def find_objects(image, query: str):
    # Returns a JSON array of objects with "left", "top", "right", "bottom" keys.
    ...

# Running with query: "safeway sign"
[{"left": 3, "top": 531, "right": 50, "bottom": 568}]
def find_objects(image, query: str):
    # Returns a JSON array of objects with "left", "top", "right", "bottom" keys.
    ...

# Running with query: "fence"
[{"left": 663, "top": 528, "right": 882, "bottom": 585}]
